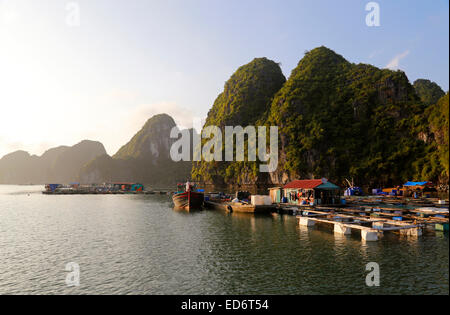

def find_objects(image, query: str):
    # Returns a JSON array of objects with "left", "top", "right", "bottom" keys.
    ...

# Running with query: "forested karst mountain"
[
  {"left": 79, "top": 114, "right": 192, "bottom": 186},
  {"left": 0, "top": 114, "right": 192, "bottom": 186},
  {"left": 1, "top": 48, "right": 447, "bottom": 189},
  {"left": 191, "top": 57, "right": 286, "bottom": 185},
  {"left": 266, "top": 46, "right": 429, "bottom": 187},
  {"left": 413, "top": 79, "right": 445, "bottom": 106},
  {"left": 419, "top": 92, "right": 449, "bottom": 183},
  {"left": 113, "top": 114, "right": 175, "bottom": 161},
  {"left": 192, "top": 46, "right": 448, "bottom": 188},
  {"left": 204, "top": 57, "right": 286, "bottom": 127}
]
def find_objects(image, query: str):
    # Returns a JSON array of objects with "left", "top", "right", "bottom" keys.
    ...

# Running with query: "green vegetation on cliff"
[
  {"left": 80, "top": 113, "right": 192, "bottom": 186},
  {"left": 413, "top": 79, "right": 445, "bottom": 106},
  {"left": 417, "top": 93, "right": 449, "bottom": 181},
  {"left": 267, "top": 46, "right": 429, "bottom": 186},
  {"left": 205, "top": 58, "right": 286, "bottom": 127},
  {"left": 192, "top": 46, "right": 448, "bottom": 187},
  {"left": 431, "top": 93, "right": 449, "bottom": 177},
  {"left": 114, "top": 114, "right": 176, "bottom": 160},
  {"left": 2, "top": 49, "right": 446, "bottom": 188},
  {"left": 191, "top": 57, "right": 286, "bottom": 185}
]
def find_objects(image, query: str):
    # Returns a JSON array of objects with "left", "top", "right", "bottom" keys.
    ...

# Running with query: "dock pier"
[
  {"left": 296, "top": 209, "right": 425, "bottom": 241},
  {"left": 43, "top": 190, "right": 173, "bottom": 195}
]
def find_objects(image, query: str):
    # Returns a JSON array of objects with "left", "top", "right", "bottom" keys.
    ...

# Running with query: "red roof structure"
[{"left": 283, "top": 179, "right": 324, "bottom": 189}]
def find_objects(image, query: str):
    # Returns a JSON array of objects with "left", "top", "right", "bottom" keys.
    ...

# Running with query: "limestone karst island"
[{"left": 0, "top": 0, "right": 448, "bottom": 299}]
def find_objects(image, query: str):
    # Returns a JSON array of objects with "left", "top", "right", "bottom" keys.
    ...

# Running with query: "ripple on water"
[{"left": 0, "top": 185, "right": 448, "bottom": 294}]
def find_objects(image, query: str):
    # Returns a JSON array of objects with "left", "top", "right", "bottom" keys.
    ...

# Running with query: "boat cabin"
[{"left": 283, "top": 178, "right": 341, "bottom": 205}]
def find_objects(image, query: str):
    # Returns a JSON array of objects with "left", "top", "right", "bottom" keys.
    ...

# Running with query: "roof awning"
[
  {"left": 316, "top": 182, "right": 340, "bottom": 190},
  {"left": 283, "top": 179, "right": 323, "bottom": 189},
  {"left": 403, "top": 181, "right": 432, "bottom": 187},
  {"left": 283, "top": 178, "right": 340, "bottom": 190}
]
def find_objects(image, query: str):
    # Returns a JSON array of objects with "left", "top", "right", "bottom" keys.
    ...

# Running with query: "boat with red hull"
[
  {"left": 172, "top": 182, "right": 204, "bottom": 210},
  {"left": 172, "top": 190, "right": 204, "bottom": 210}
]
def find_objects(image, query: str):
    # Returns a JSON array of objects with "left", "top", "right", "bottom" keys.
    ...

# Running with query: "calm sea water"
[{"left": 0, "top": 185, "right": 448, "bottom": 295}]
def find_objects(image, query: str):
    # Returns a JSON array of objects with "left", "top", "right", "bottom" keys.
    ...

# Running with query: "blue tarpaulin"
[
  {"left": 403, "top": 181, "right": 430, "bottom": 186},
  {"left": 344, "top": 187, "right": 363, "bottom": 196},
  {"left": 48, "top": 184, "right": 60, "bottom": 192}
]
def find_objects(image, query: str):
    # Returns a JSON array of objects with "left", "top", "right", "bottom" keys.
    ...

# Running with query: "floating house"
[
  {"left": 282, "top": 178, "right": 341, "bottom": 206},
  {"left": 403, "top": 181, "right": 433, "bottom": 189},
  {"left": 372, "top": 181, "right": 437, "bottom": 197},
  {"left": 112, "top": 182, "right": 144, "bottom": 192},
  {"left": 268, "top": 187, "right": 282, "bottom": 203},
  {"left": 403, "top": 181, "right": 437, "bottom": 198},
  {"left": 44, "top": 184, "right": 61, "bottom": 192}
]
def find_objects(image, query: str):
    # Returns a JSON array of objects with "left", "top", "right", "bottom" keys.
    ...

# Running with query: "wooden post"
[
  {"left": 334, "top": 224, "right": 351, "bottom": 235},
  {"left": 400, "top": 227, "right": 422, "bottom": 236},
  {"left": 361, "top": 230, "right": 378, "bottom": 241},
  {"left": 299, "top": 217, "right": 316, "bottom": 227}
]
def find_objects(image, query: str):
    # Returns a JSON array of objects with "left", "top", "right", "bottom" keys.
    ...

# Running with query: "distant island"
[
  {"left": 0, "top": 114, "right": 192, "bottom": 187},
  {"left": 0, "top": 47, "right": 448, "bottom": 190}
]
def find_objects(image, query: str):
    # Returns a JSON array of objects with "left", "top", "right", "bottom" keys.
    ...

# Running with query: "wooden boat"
[
  {"left": 204, "top": 200, "right": 276, "bottom": 214},
  {"left": 172, "top": 182, "right": 204, "bottom": 210}
]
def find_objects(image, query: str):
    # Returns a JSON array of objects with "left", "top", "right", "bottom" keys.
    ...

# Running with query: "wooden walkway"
[{"left": 296, "top": 209, "right": 423, "bottom": 241}]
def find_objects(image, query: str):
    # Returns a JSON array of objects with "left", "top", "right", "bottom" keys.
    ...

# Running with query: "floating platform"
[
  {"left": 42, "top": 190, "right": 172, "bottom": 195},
  {"left": 435, "top": 223, "right": 449, "bottom": 232},
  {"left": 297, "top": 209, "right": 423, "bottom": 241},
  {"left": 278, "top": 199, "right": 448, "bottom": 235}
]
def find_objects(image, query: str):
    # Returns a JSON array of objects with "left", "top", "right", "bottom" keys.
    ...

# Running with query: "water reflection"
[
  {"left": 0, "top": 185, "right": 448, "bottom": 295},
  {"left": 333, "top": 233, "right": 349, "bottom": 248},
  {"left": 172, "top": 206, "right": 204, "bottom": 213},
  {"left": 296, "top": 224, "right": 312, "bottom": 242}
]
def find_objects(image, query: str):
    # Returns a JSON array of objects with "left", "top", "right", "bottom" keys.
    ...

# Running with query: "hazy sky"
[{"left": 0, "top": 0, "right": 448, "bottom": 158}]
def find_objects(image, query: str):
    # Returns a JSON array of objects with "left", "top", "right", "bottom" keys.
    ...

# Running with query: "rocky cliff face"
[
  {"left": 113, "top": 114, "right": 175, "bottom": 162},
  {"left": 191, "top": 57, "right": 286, "bottom": 185},
  {"left": 0, "top": 140, "right": 106, "bottom": 184},
  {"left": 192, "top": 46, "right": 443, "bottom": 188},
  {"left": 2, "top": 49, "right": 446, "bottom": 189},
  {"left": 423, "top": 93, "right": 449, "bottom": 185},
  {"left": 204, "top": 57, "right": 286, "bottom": 127},
  {"left": 411, "top": 81, "right": 448, "bottom": 186},
  {"left": 266, "top": 46, "right": 428, "bottom": 187}
]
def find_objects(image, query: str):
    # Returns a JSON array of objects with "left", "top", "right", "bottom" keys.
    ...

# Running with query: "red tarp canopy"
[{"left": 283, "top": 179, "right": 324, "bottom": 189}]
